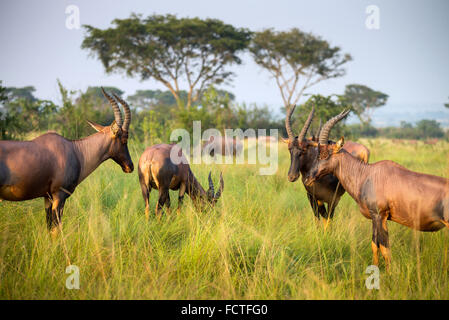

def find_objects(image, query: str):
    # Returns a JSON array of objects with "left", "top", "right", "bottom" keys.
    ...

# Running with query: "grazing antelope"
[
  {"left": 138, "top": 143, "right": 224, "bottom": 219},
  {"left": 424, "top": 138, "right": 439, "bottom": 146},
  {"left": 0, "top": 88, "right": 133, "bottom": 238},
  {"left": 202, "top": 136, "right": 243, "bottom": 157},
  {"left": 284, "top": 105, "right": 369, "bottom": 225},
  {"left": 304, "top": 110, "right": 449, "bottom": 270}
]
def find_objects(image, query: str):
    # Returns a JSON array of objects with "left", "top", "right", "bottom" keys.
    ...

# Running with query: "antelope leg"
[
  {"left": 139, "top": 176, "right": 151, "bottom": 221},
  {"left": 177, "top": 183, "right": 186, "bottom": 215},
  {"left": 379, "top": 215, "right": 391, "bottom": 272},
  {"left": 156, "top": 188, "right": 169, "bottom": 219},
  {"left": 371, "top": 213, "right": 380, "bottom": 266},
  {"left": 327, "top": 197, "right": 340, "bottom": 220},
  {"left": 307, "top": 193, "right": 321, "bottom": 221},
  {"left": 48, "top": 192, "right": 67, "bottom": 240},
  {"left": 371, "top": 210, "right": 391, "bottom": 271},
  {"left": 45, "top": 196, "right": 53, "bottom": 230},
  {"left": 165, "top": 193, "right": 171, "bottom": 215}
]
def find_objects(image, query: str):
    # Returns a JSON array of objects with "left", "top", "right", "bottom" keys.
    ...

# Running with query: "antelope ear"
[
  {"left": 281, "top": 137, "right": 290, "bottom": 144},
  {"left": 87, "top": 120, "right": 105, "bottom": 132},
  {"left": 335, "top": 136, "right": 345, "bottom": 152},
  {"left": 110, "top": 120, "right": 121, "bottom": 137}
]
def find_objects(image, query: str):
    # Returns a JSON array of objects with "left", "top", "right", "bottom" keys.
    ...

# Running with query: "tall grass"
[{"left": 0, "top": 138, "right": 448, "bottom": 299}]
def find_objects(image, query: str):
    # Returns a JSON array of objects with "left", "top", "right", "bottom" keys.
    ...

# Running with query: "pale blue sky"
[{"left": 1, "top": 0, "right": 448, "bottom": 124}]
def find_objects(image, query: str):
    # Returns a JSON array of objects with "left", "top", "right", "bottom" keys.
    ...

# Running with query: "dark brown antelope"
[
  {"left": 138, "top": 143, "right": 224, "bottom": 219},
  {"left": 284, "top": 105, "right": 369, "bottom": 226},
  {"left": 304, "top": 110, "right": 449, "bottom": 270},
  {"left": 0, "top": 88, "right": 134, "bottom": 238}
]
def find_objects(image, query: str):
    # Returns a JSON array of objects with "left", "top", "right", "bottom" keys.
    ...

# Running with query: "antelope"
[
  {"left": 0, "top": 88, "right": 134, "bottom": 238},
  {"left": 304, "top": 110, "right": 449, "bottom": 270},
  {"left": 138, "top": 143, "right": 224, "bottom": 219},
  {"left": 284, "top": 105, "right": 369, "bottom": 226},
  {"left": 424, "top": 138, "right": 439, "bottom": 146},
  {"left": 202, "top": 136, "right": 243, "bottom": 157}
]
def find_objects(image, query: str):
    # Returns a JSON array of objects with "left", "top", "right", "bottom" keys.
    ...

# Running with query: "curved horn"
[
  {"left": 112, "top": 93, "right": 131, "bottom": 131},
  {"left": 101, "top": 87, "right": 123, "bottom": 127},
  {"left": 208, "top": 171, "right": 214, "bottom": 196},
  {"left": 319, "top": 109, "right": 350, "bottom": 145},
  {"left": 298, "top": 105, "right": 315, "bottom": 142},
  {"left": 285, "top": 105, "right": 297, "bottom": 140},
  {"left": 316, "top": 118, "right": 322, "bottom": 138},
  {"left": 214, "top": 172, "right": 224, "bottom": 200}
]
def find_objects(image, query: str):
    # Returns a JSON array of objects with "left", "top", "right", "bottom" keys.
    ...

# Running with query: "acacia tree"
[
  {"left": 250, "top": 28, "right": 352, "bottom": 117},
  {"left": 82, "top": 14, "right": 252, "bottom": 109},
  {"left": 343, "top": 84, "right": 388, "bottom": 124}
]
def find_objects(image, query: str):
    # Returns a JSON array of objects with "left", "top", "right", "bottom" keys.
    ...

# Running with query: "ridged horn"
[
  {"left": 208, "top": 171, "right": 214, "bottom": 196},
  {"left": 101, "top": 87, "right": 123, "bottom": 127},
  {"left": 214, "top": 172, "right": 224, "bottom": 200},
  {"left": 112, "top": 93, "right": 131, "bottom": 132},
  {"left": 298, "top": 105, "right": 315, "bottom": 142},
  {"left": 318, "top": 109, "right": 350, "bottom": 145},
  {"left": 316, "top": 118, "right": 322, "bottom": 138},
  {"left": 285, "top": 104, "right": 297, "bottom": 140}
]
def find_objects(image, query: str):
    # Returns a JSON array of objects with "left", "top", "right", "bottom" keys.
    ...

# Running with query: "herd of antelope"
[{"left": 1, "top": 88, "right": 448, "bottom": 272}]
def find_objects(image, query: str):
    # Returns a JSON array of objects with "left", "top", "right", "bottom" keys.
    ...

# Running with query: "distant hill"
[{"left": 346, "top": 102, "right": 449, "bottom": 128}]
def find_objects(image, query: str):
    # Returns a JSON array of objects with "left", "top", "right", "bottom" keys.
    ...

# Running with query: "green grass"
[{"left": 1, "top": 138, "right": 448, "bottom": 299}]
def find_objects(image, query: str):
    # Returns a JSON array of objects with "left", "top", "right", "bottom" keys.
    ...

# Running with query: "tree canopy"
[
  {"left": 82, "top": 14, "right": 252, "bottom": 109},
  {"left": 249, "top": 28, "right": 352, "bottom": 110},
  {"left": 127, "top": 89, "right": 188, "bottom": 111},
  {"left": 4, "top": 86, "right": 37, "bottom": 102},
  {"left": 343, "top": 84, "right": 388, "bottom": 124},
  {"left": 0, "top": 83, "right": 57, "bottom": 139}
]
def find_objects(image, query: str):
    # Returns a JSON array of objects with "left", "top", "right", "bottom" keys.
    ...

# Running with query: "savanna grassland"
[{"left": 0, "top": 138, "right": 448, "bottom": 299}]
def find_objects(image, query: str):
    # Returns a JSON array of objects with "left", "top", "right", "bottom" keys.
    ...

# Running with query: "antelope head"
[
  {"left": 304, "top": 109, "right": 350, "bottom": 185},
  {"left": 87, "top": 87, "right": 134, "bottom": 173},
  {"left": 284, "top": 103, "right": 317, "bottom": 182},
  {"left": 206, "top": 172, "right": 224, "bottom": 206}
]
